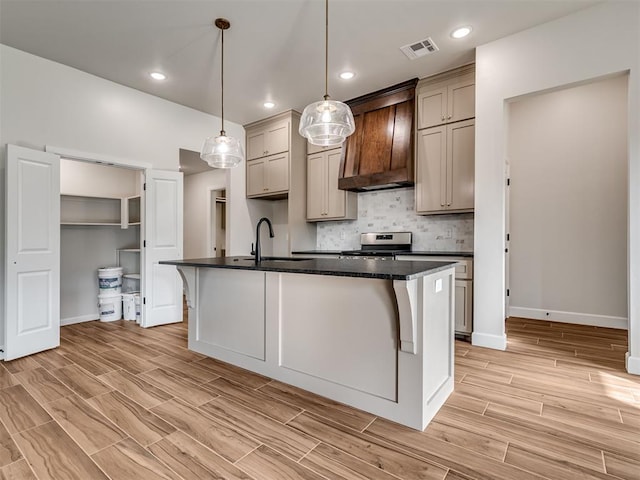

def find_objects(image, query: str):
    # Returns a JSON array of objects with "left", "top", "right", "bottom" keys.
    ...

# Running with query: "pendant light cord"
[
  {"left": 324, "top": 0, "right": 329, "bottom": 101},
  {"left": 220, "top": 25, "right": 225, "bottom": 136}
]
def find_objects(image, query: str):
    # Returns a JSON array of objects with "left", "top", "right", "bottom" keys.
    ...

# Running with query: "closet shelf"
[{"left": 61, "top": 221, "right": 121, "bottom": 226}]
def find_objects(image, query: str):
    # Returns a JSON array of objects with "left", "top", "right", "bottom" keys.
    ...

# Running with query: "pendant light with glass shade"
[
  {"left": 299, "top": 0, "right": 355, "bottom": 146},
  {"left": 201, "top": 18, "right": 244, "bottom": 168}
]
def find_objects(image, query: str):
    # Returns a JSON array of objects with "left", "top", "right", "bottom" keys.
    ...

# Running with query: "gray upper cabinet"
[
  {"left": 415, "top": 65, "right": 475, "bottom": 215},
  {"left": 245, "top": 111, "right": 303, "bottom": 200},
  {"left": 417, "top": 70, "right": 475, "bottom": 129},
  {"left": 306, "top": 146, "right": 357, "bottom": 221},
  {"left": 246, "top": 119, "right": 289, "bottom": 161}
]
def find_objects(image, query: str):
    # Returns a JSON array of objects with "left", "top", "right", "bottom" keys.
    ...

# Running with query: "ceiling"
[{"left": 1, "top": 0, "right": 598, "bottom": 129}]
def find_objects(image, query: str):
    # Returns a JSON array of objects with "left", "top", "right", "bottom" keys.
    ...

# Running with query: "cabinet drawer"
[
  {"left": 452, "top": 259, "right": 473, "bottom": 279},
  {"left": 396, "top": 255, "right": 472, "bottom": 279}
]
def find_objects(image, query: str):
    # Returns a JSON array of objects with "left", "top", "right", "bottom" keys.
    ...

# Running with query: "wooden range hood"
[{"left": 338, "top": 78, "right": 418, "bottom": 192}]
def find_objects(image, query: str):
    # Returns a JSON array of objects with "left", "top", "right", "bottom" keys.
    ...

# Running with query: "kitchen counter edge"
[{"left": 160, "top": 256, "right": 457, "bottom": 281}]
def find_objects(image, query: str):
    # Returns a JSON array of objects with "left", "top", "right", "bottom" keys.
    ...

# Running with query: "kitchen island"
[{"left": 160, "top": 256, "right": 456, "bottom": 430}]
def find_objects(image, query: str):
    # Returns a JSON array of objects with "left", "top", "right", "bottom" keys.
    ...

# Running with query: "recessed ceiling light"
[
  {"left": 451, "top": 26, "right": 472, "bottom": 39},
  {"left": 150, "top": 72, "right": 166, "bottom": 81},
  {"left": 339, "top": 71, "right": 355, "bottom": 80},
  {"left": 263, "top": 101, "right": 275, "bottom": 109}
]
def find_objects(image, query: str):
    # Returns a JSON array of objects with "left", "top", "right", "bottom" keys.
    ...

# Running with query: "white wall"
[
  {"left": 508, "top": 75, "right": 628, "bottom": 327},
  {"left": 0, "top": 45, "right": 255, "bottom": 349},
  {"left": 474, "top": 2, "right": 639, "bottom": 374},
  {"left": 183, "top": 168, "right": 228, "bottom": 258}
]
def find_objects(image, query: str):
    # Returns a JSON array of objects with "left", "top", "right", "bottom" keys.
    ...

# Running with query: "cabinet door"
[
  {"left": 417, "top": 86, "right": 447, "bottom": 129},
  {"left": 265, "top": 152, "right": 289, "bottom": 194},
  {"left": 265, "top": 120, "right": 289, "bottom": 156},
  {"left": 246, "top": 159, "right": 265, "bottom": 197},
  {"left": 306, "top": 152, "right": 326, "bottom": 220},
  {"left": 455, "top": 279, "right": 472, "bottom": 334},
  {"left": 326, "top": 149, "right": 345, "bottom": 218},
  {"left": 416, "top": 126, "right": 446, "bottom": 213},
  {"left": 448, "top": 79, "right": 475, "bottom": 123},
  {"left": 447, "top": 119, "right": 475, "bottom": 211},
  {"left": 246, "top": 130, "right": 266, "bottom": 160}
]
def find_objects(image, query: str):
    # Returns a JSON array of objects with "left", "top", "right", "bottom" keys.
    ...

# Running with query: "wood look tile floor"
[{"left": 1, "top": 317, "right": 638, "bottom": 480}]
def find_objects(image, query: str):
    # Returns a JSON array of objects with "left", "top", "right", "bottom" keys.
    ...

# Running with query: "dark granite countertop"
[
  {"left": 291, "top": 250, "right": 342, "bottom": 255},
  {"left": 160, "top": 256, "right": 457, "bottom": 281},
  {"left": 291, "top": 250, "right": 474, "bottom": 258},
  {"left": 396, "top": 251, "right": 474, "bottom": 258}
]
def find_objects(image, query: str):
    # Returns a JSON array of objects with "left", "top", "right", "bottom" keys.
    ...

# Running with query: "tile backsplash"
[{"left": 316, "top": 188, "right": 474, "bottom": 251}]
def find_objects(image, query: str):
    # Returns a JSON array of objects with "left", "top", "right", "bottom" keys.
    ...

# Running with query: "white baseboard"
[
  {"left": 626, "top": 353, "right": 640, "bottom": 376},
  {"left": 471, "top": 331, "right": 507, "bottom": 351},
  {"left": 61, "top": 313, "right": 99, "bottom": 326},
  {"left": 508, "top": 306, "right": 627, "bottom": 330}
]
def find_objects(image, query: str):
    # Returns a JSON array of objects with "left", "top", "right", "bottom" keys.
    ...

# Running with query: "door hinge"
[
  {"left": 505, "top": 248, "right": 509, "bottom": 253},
  {"left": 507, "top": 289, "right": 510, "bottom": 297},
  {"left": 506, "top": 233, "right": 510, "bottom": 241},
  {"left": 143, "top": 297, "right": 146, "bottom": 305},
  {"left": 143, "top": 240, "right": 146, "bottom": 248},
  {"left": 143, "top": 183, "right": 146, "bottom": 191},
  {"left": 507, "top": 178, "right": 511, "bottom": 186}
]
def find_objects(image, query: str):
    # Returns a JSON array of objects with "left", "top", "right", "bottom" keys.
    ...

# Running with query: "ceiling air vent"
[{"left": 400, "top": 37, "right": 439, "bottom": 60}]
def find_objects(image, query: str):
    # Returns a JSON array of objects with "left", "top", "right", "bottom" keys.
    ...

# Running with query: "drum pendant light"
[
  {"left": 299, "top": 0, "right": 355, "bottom": 146},
  {"left": 201, "top": 18, "right": 244, "bottom": 168}
]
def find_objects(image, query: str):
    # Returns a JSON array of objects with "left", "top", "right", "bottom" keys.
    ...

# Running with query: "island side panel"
[
  {"left": 197, "top": 268, "right": 266, "bottom": 360},
  {"left": 275, "top": 273, "right": 398, "bottom": 401}
]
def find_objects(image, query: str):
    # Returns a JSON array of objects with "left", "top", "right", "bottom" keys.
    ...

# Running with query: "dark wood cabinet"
[{"left": 338, "top": 79, "right": 418, "bottom": 191}]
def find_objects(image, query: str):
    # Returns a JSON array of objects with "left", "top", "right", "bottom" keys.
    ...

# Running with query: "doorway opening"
[
  {"left": 60, "top": 158, "right": 143, "bottom": 326},
  {"left": 210, "top": 189, "right": 226, "bottom": 257},
  {"left": 505, "top": 74, "right": 629, "bottom": 368}
]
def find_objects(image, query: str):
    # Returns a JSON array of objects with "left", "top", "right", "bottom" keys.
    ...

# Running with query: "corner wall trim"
[
  {"left": 508, "top": 306, "right": 628, "bottom": 330},
  {"left": 61, "top": 314, "right": 99, "bottom": 326},
  {"left": 471, "top": 331, "right": 507, "bottom": 351},
  {"left": 626, "top": 353, "right": 640, "bottom": 376}
]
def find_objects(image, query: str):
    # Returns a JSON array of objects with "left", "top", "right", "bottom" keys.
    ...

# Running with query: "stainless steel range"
[{"left": 340, "top": 232, "right": 412, "bottom": 260}]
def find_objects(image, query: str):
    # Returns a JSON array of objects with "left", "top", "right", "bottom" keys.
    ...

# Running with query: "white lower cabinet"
[
  {"left": 455, "top": 279, "right": 473, "bottom": 334},
  {"left": 396, "top": 255, "right": 473, "bottom": 336}
]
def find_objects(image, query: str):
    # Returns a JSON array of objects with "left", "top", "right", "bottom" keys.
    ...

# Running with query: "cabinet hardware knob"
[
  {"left": 441, "top": 116, "right": 445, "bottom": 121},
  {"left": 448, "top": 115, "right": 452, "bottom": 119}
]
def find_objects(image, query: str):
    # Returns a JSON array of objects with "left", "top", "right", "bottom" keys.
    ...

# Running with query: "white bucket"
[
  {"left": 134, "top": 294, "right": 141, "bottom": 323},
  {"left": 122, "top": 292, "right": 137, "bottom": 321},
  {"left": 98, "top": 293, "right": 122, "bottom": 322},
  {"left": 98, "top": 267, "right": 123, "bottom": 294}
]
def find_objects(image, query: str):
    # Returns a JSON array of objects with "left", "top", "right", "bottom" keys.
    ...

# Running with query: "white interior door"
[
  {"left": 142, "top": 169, "right": 183, "bottom": 327},
  {"left": 5, "top": 145, "right": 60, "bottom": 360}
]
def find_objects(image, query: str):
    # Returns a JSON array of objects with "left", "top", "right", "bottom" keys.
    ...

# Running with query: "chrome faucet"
[{"left": 254, "top": 217, "right": 274, "bottom": 264}]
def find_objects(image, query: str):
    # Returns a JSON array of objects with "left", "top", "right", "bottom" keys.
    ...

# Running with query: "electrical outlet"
[
  {"left": 340, "top": 231, "right": 346, "bottom": 240},
  {"left": 444, "top": 228, "right": 453, "bottom": 239}
]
